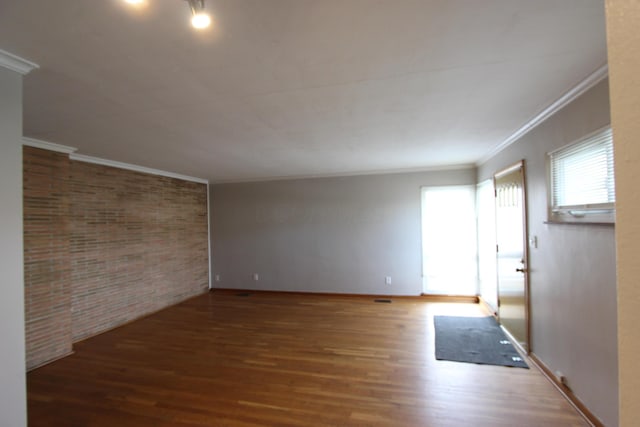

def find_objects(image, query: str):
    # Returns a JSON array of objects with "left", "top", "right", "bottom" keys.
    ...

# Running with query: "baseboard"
[
  {"left": 420, "top": 294, "right": 479, "bottom": 304},
  {"left": 211, "top": 288, "right": 420, "bottom": 299},
  {"left": 477, "top": 296, "right": 498, "bottom": 317},
  {"left": 499, "top": 323, "right": 529, "bottom": 356},
  {"left": 27, "top": 350, "right": 75, "bottom": 372},
  {"left": 211, "top": 288, "right": 479, "bottom": 303},
  {"left": 528, "top": 353, "right": 603, "bottom": 427}
]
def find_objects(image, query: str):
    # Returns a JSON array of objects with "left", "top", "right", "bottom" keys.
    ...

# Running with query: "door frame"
[{"left": 493, "top": 160, "right": 531, "bottom": 353}]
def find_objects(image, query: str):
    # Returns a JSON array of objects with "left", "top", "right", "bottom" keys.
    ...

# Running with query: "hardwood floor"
[{"left": 27, "top": 291, "right": 588, "bottom": 426}]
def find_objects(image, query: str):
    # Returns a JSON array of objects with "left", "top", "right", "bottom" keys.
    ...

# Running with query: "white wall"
[
  {"left": 606, "top": 1, "right": 640, "bottom": 425},
  {"left": 0, "top": 66, "right": 27, "bottom": 426},
  {"left": 478, "top": 79, "right": 617, "bottom": 426},
  {"left": 211, "top": 169, "right": 475, "bottom": 296}
]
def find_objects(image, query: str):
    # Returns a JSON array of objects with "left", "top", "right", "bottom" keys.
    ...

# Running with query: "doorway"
[
  {"left": 421, "top": 185, "right": 477, "bottom": 296},
  {"left": 494, "top": 161, "right": 529, "bottom": 352}
]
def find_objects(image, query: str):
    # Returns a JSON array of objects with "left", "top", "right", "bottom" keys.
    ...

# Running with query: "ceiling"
[{"left": 0, "top": 1, "right": 607, "bottom": 183}]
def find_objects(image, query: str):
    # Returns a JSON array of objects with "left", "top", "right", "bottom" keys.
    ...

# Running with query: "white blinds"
[{"left": 550, "top": 128, "right": 615, "bottom": 211}]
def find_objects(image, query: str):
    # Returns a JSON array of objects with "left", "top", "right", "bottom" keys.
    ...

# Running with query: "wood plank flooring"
[{"left": 27, "top": 291, "right": 588, "bottom": 426}]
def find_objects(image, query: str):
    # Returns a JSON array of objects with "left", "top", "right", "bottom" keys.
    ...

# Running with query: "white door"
[
  {"left": 494, "top": 161, "right": 529, "bottom": 351},
  {"left": 477, "top": 179, "right": 498, "bottom": 313}
]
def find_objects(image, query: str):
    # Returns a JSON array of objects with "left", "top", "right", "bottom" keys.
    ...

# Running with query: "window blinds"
[{"left": 550, "top": 127, "right": 615, "bottom": 211}]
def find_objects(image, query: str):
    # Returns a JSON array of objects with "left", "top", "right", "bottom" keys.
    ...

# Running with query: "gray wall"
[
  {"left": 210, "top": 79, "right": 616, "bottom": 425},
  {"left": 478, "top": 79, "right": 617, "bottom": 426},
  {"left": 0, "top": 66, "right": 27, "bottom": 426},
  {"left": 211, "top": 169, "right": 475, "bottom": 296}
]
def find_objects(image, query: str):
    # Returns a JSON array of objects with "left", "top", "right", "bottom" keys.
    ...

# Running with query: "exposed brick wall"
[
  {"left": 69, "top": 161, "right": 209, "bottom": 341},
  {"left": 23, "top": 147, "right": 209, "bottom": 368},
  {"left": 23, "top": 147, "right": 73, "bottom": 370}
]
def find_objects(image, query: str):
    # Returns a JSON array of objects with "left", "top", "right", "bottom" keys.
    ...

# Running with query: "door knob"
[{"left": 516, "top": 267, "right": 527, "bottom": 273}]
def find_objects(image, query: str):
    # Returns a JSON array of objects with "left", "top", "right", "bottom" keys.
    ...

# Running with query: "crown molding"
[
  {"left": 477, "top": 63, "right": 609, "bottom": 166},
  {"left": 22, "top": 136, "right": 207, "bottom": 184},
  {"left": 69, "top": 153, "right": 208, "bottom": 184},
  {"left": 22, "top": 137, "right": 77, "bottom": 154},
  {"left": 211, "top": 163, "right": 476, "bottom": 185},
  {"left": 0, "top": 49, "right": 39, "bottom": 75}
]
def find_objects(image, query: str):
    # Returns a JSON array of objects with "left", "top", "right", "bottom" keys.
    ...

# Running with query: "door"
[{"left": 494, "top": 161, "right": 529, "bottom": 352}]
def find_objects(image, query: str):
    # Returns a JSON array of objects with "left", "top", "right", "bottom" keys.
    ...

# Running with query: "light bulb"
[
  {"left": 125, "top": 0, "right": 145, "bottom": 4},
  {"left": 191, "top": 12, "right": 211, "bottom": 29}
]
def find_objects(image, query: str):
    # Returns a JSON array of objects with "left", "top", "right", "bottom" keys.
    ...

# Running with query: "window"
[
  {"left": 476, "top": 179, "right": 497, "bottom": 312},
  {"left": 421, "top": 185, "right": 477, "bottom": 296},
  {"left": 548, "top": 127, "right": 615, "bottom": 223}
]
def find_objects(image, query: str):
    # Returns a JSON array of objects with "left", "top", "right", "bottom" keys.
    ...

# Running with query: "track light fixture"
[
  {"left": 186, "top": 0, "right": 212, "bottom": 29},
  {"left": 122, "top": 0, "right": 212, "bottom": 30},
  {"left": 124, "top": 0, "right": 147, "bottom": 7}
]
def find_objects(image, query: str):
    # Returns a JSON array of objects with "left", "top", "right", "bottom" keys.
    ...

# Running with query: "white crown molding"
[
  {"left": 0, "top": 49, "right": 39, "bottom": 75},
  {"left": 23, "top": 136, "right": 207, "bottom": 184},
  {"left": 69, "top": 153, "right": 208, "bottom": 184},
  {"left": 211, "top": 163, "right": 477, "bottom": 185},
  {"left": 477, "top": 64, "right": 609, "bottom": 166},
  {"left": 22, "top": 137, "right": 77, "bottom": 154}
]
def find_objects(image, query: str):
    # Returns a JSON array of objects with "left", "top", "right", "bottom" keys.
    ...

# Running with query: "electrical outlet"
[
  {"left": 253, "top": 273, "right": 259, "bottom": 281},
  {"left": 215, "top": 274, "right": 221, "bottom": 282},
  {"left": 385, "top": 276, "right": 392, "bottom": 285}
]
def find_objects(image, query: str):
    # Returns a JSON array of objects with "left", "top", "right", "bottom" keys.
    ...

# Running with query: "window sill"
[{"left": 544, "top": 220, "right": 615, "bottom": 226}]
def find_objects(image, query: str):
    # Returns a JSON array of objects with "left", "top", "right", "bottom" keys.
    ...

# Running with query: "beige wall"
[
  {"left": 0, "top": 67, "right": 27, "bottom": 426},
  {"left": 606, "top": 1, "right": 640, "bottom": 425},
  {"left": 478, "top": 79, "right": 617, "bottom": 426},
  {"left": 211, "top": 169, "right": 475, "bottom": 296}
]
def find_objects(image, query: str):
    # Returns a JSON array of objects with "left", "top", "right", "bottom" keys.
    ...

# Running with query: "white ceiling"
[{"left": 0, "top": 0, "right": 607, "bottom": 182}]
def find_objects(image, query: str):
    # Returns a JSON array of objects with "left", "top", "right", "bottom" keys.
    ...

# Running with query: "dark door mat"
[{"left": 434, "top": 316, "right": 528, "bottom": 368}]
